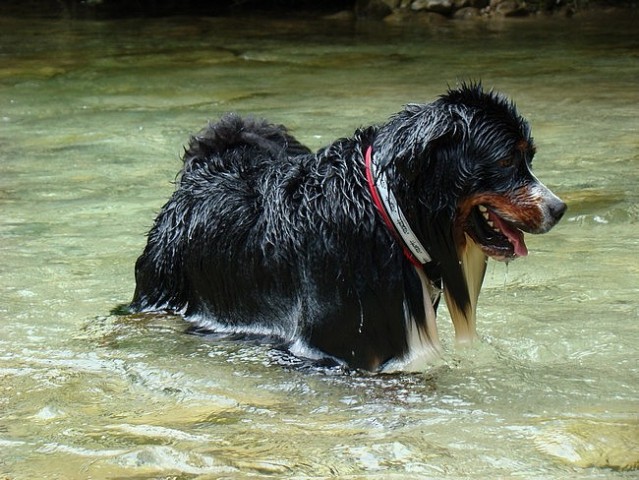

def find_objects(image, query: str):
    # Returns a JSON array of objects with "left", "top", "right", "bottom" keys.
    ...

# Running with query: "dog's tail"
[{"left": 181, "top": 114, "right": 311, "bottom": 173}]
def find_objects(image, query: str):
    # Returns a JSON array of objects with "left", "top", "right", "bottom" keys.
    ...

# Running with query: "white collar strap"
[{"left": 365, "top": 146, "right": 432, "bottom": 265}]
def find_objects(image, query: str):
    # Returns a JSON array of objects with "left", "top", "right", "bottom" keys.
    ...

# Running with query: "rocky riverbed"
[{"left": 354, "top": 0, "right": 635, "bottom": 22}]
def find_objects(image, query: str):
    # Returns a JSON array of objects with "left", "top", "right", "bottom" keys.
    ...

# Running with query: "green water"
[{"left": 1, "top": 11, "right": 638, "bottom": 479}]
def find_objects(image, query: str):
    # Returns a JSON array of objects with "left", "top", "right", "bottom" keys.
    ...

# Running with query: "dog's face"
[{"left": 455, "top": 133, "right": 566, "bottom": 262}]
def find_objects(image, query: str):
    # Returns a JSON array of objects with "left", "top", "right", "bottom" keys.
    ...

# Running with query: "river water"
[{"left": 1, "top": 10, "right": 637, "bottom": 479}]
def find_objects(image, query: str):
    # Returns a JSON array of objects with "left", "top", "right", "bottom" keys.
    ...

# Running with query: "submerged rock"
[
  {"left": 453, "top": 6, "right": 481, "bottom": 19},
  {"left": 492, "top": 0, "right": 529, "bottom": 17},
  {"left": 384, "top": 10, "right": 448, "bottom": 24},
  {"left": 535, "top": 418, "right": 639, "bottom": 471},
  {"left": 355, "top": 0, "right": 394, "bottom": 19}
]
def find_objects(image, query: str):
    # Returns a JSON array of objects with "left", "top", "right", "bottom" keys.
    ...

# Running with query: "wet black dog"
[{"left": 130, "top": 84, "right": 566, "bottom": 371}]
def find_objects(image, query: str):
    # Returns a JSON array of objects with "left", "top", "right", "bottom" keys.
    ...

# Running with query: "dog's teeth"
[
  {"left": 487, "top": 220, "right": 494, "bottom": 228},
  {"left": 479, "top": 205, "right": 488, "bottom": 213},
  {"left": 483, "top": 212, "right": 490, "bottom": 221}
]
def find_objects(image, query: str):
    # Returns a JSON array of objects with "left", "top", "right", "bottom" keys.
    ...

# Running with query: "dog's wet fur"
[{"left": 130, "top": 84, "right": 566, "bottom": 372}]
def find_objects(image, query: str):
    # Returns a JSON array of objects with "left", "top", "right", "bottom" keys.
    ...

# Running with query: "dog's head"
[
  {"left": 373, "top": 83, "right": 566, "bottom": 342},
  {"left": 443, "top": 86, "right": 567, "bottom": 262}
]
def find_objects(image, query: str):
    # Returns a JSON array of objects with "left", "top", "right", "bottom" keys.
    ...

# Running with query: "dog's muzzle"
[
  {"left": 460, "top": 178, "right": 566, "bottom": 262},
  {"left": 529, "top": 180, "right": 567, "bottom": 234}
]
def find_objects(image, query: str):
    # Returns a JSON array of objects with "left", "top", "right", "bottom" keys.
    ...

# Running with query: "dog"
[{"left": 130, "top": 84, "right": 566, "bottom": 372}]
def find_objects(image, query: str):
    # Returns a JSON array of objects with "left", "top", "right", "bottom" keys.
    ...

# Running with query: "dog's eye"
[{"left": 498, "top": 157, "right": 514, "bottom": 168}]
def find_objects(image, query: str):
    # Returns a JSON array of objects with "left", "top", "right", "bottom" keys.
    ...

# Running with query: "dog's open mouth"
[{"left": 467, "top": 205, "right": 528, "bottom": 261}]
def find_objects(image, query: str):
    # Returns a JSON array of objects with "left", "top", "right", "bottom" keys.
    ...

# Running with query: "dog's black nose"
[{"left": 550, "top": 198, "right": 567, "bottom": 223}]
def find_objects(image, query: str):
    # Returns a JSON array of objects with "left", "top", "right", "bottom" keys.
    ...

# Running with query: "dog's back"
[
  {"left": 131, "top": 115, "right": 311, "bottom": 315},
  {"left": 181, "top": 114, "right": 311, "bottom": 173}
]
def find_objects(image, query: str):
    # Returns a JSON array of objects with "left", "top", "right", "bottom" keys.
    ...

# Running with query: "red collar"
[{"left": 364, "top": 146, "right": 424, "bottom": 267}]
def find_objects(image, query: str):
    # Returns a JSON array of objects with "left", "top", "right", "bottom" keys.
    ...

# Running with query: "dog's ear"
[{"left": 374, "top": 105, "right": 463, "bottom": 183}]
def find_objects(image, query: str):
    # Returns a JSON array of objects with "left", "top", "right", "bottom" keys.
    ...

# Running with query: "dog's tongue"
[{"left": 490, "top": 212, "right": 528, "bottom": 257}]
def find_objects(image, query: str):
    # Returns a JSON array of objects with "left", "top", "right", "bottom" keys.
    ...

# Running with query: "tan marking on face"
[
  {"left": 455, "top": 188, "right": 546, "bottom": 233},
  {"left": 516, "top": 139, "right": 532, "bottom": 153}
]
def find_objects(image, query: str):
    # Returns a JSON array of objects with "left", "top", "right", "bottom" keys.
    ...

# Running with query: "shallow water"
[{"left": 1, "top": 11, "right": 638, "bottom": 479}]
